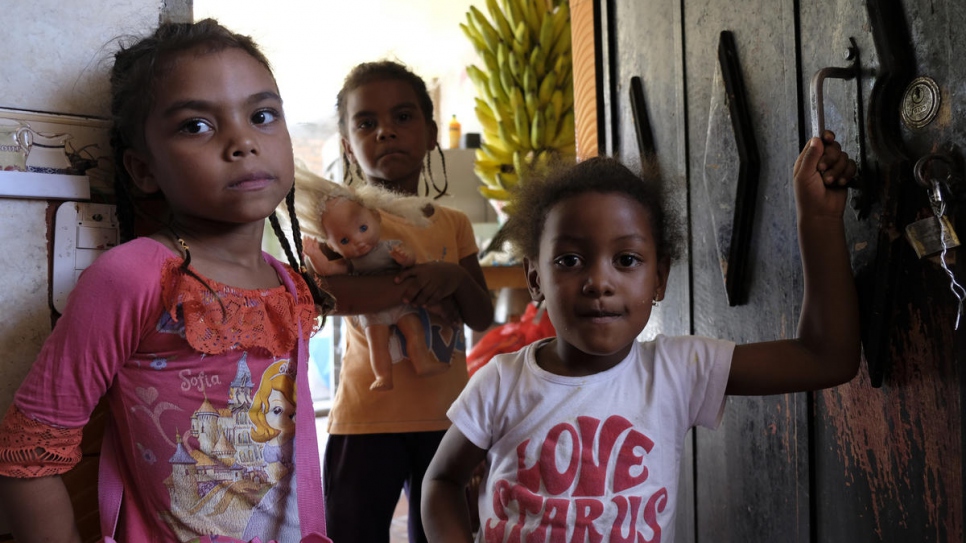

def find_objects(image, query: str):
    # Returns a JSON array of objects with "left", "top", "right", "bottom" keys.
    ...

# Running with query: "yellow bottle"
[{"left": 448, "top": 114, "right": 461, "bottom": 149}]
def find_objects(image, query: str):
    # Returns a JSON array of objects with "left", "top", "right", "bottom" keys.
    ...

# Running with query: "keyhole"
[{"left": 911, "top": 86, "right": 923, "bottom": 103}]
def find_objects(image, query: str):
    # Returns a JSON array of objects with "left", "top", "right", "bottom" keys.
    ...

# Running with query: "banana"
[
  {"left": 549, "top": 21, "right": 572, "bottom": 60},
  {"left": 487, "top": 72, "right": 504, "bottom": 106},
  {"left": 474, "top": 162, "right": 497, "bottom": 185},
  {"left": 528, "top": 45, "right": 545, "bottom": 79},
  {"left": 470, "top": 6, "right": 501, "bottom": 55},
  {"left": 523, "top": 0, "right": 542, "bottom": 39},
  {"left": 478, "top": 185, "right": 512, "bottom": 201},
  {"left": 480, "top": 141, "right": 513, "bottom": 164},
  {"left": 538, "top": 71, "right": 557, "bottom": 104},
  {"left": 482, "top": 49, "right": 499, "bottom": 74},
  {"left": 551, "top": 3, "right": 570, "bottom": 45},
  {"left": 562, "top": 80, "right": 574, "bottom": 112},
  {"left": 523, "top": 64, "right": 537, "bottom": 96},
  {"left": 515, "top": 0, "right": 532, "bottom": 38},
  {"left": 530, "top": 109, "right": 545, "bottom": 150},
  {"left": 543, "top": 101, "right": 559, "bottom": 145},
  {"left": 496, "top": 40, "right": 508, "bottom": 72},
  {"left": 495, "top": 171, "right": 519, "bottom": 191},
  {"left": 553, "top": 50, "right": 572, "bottom": 83},
  {"left": 514, "top": 110, "right": 531, "bottom": 151},
  {"left": 502, "top": 0, "right": 523, "bottom": 32},
  {"left": 475, "top": 97, "right": 495, "bottom": 120},
  {"left": 551, "top": 89, "right": 564, "bottom": 121},
  {"left": 486, "top": 0, "right": 513, "bottom": 43},
  {"left": 538, "top": 11, "right": 554, "bottom": 54},
  {"left": 551, "top": 110, "right": 575, "bottom": 148},
  {"left": 466, "top": 64, "right": 489, "bottom": 93},
  {"left": 499, "top": 61, "right": 516, "bottom": 102},
  {"left": 475, "top": 106, "right": 498, "bottom": 134},
  {"left": 512, "top": 149, "right": 525, "bottom": 178},
  {"left": 474, "top": 156, "right": 502, "bottom": 179},
  {"left": 483, "top": 130, "right": 515, "bottom": 156},
  {"left": 497, "top": 120, "right": 517, "bottom": 147},
  {"left": 508, "top": 21, "right": 526, "bottom": 56},
  {"left": 491, "top": 98, "right": 515, "bottom": 125},
  {"left": 508, "top": 49, "right": 523, "bottom": 82},
  {"left": 475, "top": 152, "right": 502, "bottom": 171},
  {"left": 463, "top": 0, "right": 575, "bottom": 201},
  {"left": 523, "top": 91, "right": 535, "bottom": 121},
  {"left": 460, "top": 23, "right": 487, "bottom": 56}
]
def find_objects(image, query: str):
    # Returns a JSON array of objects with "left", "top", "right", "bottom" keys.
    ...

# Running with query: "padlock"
[{"left": 904, "top": 214, "right": 960, "bottom": 258}]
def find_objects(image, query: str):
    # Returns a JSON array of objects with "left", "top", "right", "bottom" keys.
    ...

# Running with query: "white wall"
[
  {"left": 0, "top": 2, "right": 160, "bottom": 417},
  {"left": 194, "top": 0, "right": 482, "bottom": 134}
]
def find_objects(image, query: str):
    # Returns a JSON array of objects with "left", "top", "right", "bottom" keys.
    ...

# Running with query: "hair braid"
[
  {"left": 430, "top": 145, "right": 449, "bottom": 199},
  {"left": 270, "top": 189, "right": 337, "bottom": 321}
]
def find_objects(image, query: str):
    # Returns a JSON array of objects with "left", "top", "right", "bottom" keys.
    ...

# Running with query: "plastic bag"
[{"left": 467, "top": 302, "right": 555, "bottom": 377}]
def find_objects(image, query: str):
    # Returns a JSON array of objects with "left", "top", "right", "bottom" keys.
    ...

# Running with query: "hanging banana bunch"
[{"left": 461, "top": 0, "right": 576, "bottom": 202}]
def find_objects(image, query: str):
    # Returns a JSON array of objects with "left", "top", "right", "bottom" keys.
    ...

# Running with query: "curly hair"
[{"left": 502, "top": 156, "right": 683, "bottom": 264}]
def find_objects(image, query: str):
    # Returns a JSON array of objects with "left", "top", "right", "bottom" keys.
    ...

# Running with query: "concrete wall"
[{"left": 0, "top": 2, "right": 160, "bottom": 415}]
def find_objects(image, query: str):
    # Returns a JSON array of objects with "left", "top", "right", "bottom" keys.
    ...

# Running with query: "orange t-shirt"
[{"left": 327, "top": 205, "right": 478, "bottom": 434}]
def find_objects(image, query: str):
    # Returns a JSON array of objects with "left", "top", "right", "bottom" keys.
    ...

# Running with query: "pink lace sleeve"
[{"left": 0, "top": 404, "right": 83, "bottom": 477}]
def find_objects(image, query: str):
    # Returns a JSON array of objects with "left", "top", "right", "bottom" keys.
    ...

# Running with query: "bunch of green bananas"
[{"left": 461, "top": 0, "right": 576, "bottom": 202}]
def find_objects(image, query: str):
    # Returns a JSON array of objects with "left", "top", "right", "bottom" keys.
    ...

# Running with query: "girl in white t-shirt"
[{"left": 422, "top": 133, "right": 860, "bottom": 542}]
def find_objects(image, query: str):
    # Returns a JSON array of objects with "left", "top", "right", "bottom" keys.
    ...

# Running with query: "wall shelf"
[{"left": 0, "top": 171, "right": 90, "bottom": 200}]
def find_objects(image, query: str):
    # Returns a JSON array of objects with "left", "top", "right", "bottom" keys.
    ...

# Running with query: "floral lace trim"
[
  {"left": 161, "top": 258, "right": 318, "bottom": 357},
  {"left": 0, "top": 405, "right": 83, "bottom": 477}
]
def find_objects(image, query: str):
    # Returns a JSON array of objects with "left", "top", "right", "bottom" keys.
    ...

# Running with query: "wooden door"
[{"left": 600, "top": 0, "right": 964, "bottom": 540}]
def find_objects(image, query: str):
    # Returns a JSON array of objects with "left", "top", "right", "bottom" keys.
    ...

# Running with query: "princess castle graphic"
[{"left": 161, "top": 353, "right": 279, "bottom": 538}]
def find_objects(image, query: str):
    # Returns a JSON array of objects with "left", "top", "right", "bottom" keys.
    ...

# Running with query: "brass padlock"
[{"left": 905, "top": 215, "right": 960, "bottom": 259}]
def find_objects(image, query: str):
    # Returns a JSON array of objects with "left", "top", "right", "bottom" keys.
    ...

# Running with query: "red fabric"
[
  {"left": 160, "top": 258, "right": 317, "bottom": 357},
  {"left": 0, "top": 404, "right": 83, "bottom": 477},
  {"left": 467, "top": 303, "right": 555, "bottom": 377}
]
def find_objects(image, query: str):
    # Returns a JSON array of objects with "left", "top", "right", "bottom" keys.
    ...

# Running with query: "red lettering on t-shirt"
[
  {"left": 573, "top": 415, "right": 633, "bottom": 497},
  {"left": 572, "top": 498, "right": 605, "bottom": 543},
  {"left": 485, "top": 479, "right": 512, "bottom": 542},
  {"left": 613, "top": 429, "right": 654, "bottom": 493},
  {"left": 526, "top": 497, "right": 569, "bottom": 543},
  {"left": 641, "top": 487, "right": 668, "bottom": 543},
  {"left": 540, "top": 423, "right": 580, "bottom": 495},
  {"left": 609, "top": 495, "right": 644, "bottom": 543},
  {"left": 516, "top": 439, "right": 540, "bottom": 493}
]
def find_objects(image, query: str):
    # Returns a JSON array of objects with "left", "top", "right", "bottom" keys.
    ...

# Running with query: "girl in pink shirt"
[{"left": 0, "top": 18, "right": 333, "bottom": 543}]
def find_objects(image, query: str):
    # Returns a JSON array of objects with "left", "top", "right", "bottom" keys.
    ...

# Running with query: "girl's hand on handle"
[{"left": 793, "top": 130, "right": 857, "bottom": 219}]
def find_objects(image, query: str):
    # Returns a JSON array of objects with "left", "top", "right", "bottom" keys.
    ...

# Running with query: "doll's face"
[{"left": 322, "top": 197, "right": 382, "bottom": 260}]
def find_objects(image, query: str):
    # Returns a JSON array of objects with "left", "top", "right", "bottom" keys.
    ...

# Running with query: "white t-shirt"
[{"left": 448, "top": 334, "right": 734, "bottom": 543}]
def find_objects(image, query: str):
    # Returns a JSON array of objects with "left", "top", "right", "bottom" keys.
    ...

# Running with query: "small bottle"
[{"left": 448, "top": 114, "right": 461, "bottom": 149}]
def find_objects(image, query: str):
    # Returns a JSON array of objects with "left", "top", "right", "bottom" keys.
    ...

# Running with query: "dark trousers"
[{"left": 323, "top": 431, "right": 446, "bottom": 543}]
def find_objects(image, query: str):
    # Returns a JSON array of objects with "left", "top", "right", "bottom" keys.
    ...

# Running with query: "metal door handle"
[{"left": 809, "top": 39, "right": 860, "bottom": 137}]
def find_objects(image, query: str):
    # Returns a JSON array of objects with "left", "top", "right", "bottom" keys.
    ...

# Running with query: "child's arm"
[
  {"left": 727, "top": 132, "right": 861, "bottom": 395},
  {"left": 394, "top": 255, "right": 494, "bottom": 331},
  {"left": 0, "top": 475, "right": 83, "bottom": 542},
  {"left": 422, "top": 426, "right": 488, "bottom": 543}
]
